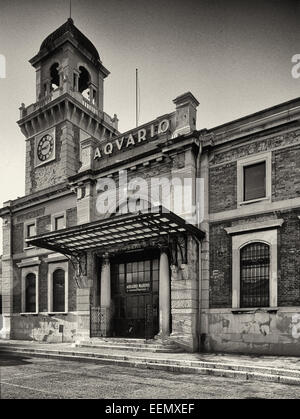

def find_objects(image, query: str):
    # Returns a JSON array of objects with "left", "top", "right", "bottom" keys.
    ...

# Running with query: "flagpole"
[{"left": 136, "top": 68, "right": 138, "bottom": 127}]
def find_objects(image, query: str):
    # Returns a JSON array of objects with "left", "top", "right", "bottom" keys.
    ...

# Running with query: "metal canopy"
[{"left": 26, "top": 206, "right": 204, "bottom": 256}]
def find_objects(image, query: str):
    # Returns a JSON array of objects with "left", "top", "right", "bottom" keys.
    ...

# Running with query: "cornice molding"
[{"left": 224, "top": 219, "right": 284, "bottom": 235}]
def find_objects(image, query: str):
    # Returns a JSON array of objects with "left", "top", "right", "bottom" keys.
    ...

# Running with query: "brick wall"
[
  {"left": 36, "top": 215, "right": 51, "bottom": 235},
  {"left": 13, "top": 261, "right": 21, "bottom": 313},
  {"left": 278, "top": 210, "right": 300, "bottom": 306},
  {"left": 13, "top": 223, "right": 24, "bottom": 254},
  {"left": 273, "top": 146, "right": 300, "bottom": 201},
  {"left": 209, "top": 210, "right": 300, "bottom": 308},
  {"left": 209, "top": 162, "right": 237, "bottom": 213},
  {"left": 209, "top": 221, "right": 232, "bottom": 308},
  {"left": 66, "top": 207, "right": 77, "bottom": 227},
  {"left": 39, "top": 260, "right": 48, "bottom": 312},
  {"left": 68, "top": 262, "right": 76, "bottom": 311},
  {"left": 209, "top": 127, "right": 300, "bottom": 214}
]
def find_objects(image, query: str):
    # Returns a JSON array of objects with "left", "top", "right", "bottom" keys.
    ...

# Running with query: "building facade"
[{"left": 1, "top": 19, "right": 300, "bottom": 355}]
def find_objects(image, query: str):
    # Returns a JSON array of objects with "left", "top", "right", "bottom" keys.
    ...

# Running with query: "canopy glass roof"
[{"left": 27, "top": 206, "right": 204, "bottom": 256}]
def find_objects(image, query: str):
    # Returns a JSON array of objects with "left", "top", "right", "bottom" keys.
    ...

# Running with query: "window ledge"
[
  {"left": 47, "top": 312, "right": 68, "bottom": 316},
  {"left": 225, "top": 219, "right": 284, "bottom": 235},
  {"left": 20, "top": 312, "right": 39, "bottom": 316},
  {"left": 231, "top": 307, "right": 278, "bottom": 314},
  {"left": 23, "top": 246, "right": 36, "bottom": 251},
  {"left": 238, "top": 196, "right": 270, "bottom": 206}
]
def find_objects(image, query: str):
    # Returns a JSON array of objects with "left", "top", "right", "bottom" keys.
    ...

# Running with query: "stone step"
[
  {"left": 86, "top": 338, "right": 180, "bottom": 347},
  {"left": 76, "top": 340, "right": 182, "bottom": 353},
  {"left": 90, "top": 338, "right": 148, "bottom": 344},
  {"left": 1, "top": 345, "right": 300, "bottom": 385}
]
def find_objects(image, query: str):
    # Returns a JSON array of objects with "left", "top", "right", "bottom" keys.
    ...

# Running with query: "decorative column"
[
  {"left": 73, "top": 70, "right": 79, "bottom": 92},
  {"left": 158, "top": 246, "right": 171, "bottom": 337},
  {"left": 100, "top": 254, "right": 111, "bottom": 336}
]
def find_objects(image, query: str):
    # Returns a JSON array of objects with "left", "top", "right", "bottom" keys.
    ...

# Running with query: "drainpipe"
[{"left": 195, "top": 133, "right": 203, "bottom": 351}]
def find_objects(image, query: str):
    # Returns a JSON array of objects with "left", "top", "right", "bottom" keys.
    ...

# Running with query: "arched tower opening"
[
  {"left": 50, "top": 63, "right": 60, "bottom": 91},
  {"left": 78, "top": 66, "right": 91, "bottom": 100}
]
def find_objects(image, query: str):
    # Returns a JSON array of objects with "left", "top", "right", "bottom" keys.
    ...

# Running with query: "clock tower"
[{"left": 18, "top": 18, "right": 119, "bottom": 194}]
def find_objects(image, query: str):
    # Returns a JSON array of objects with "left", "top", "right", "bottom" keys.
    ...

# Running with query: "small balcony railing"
[{"left": 19, "top": 88, "right": 118, "bottom": 130}]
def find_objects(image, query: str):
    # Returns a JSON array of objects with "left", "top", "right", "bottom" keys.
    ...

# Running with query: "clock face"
[{"left": 37, "top": 134, "right": 54, "bottom": 162}]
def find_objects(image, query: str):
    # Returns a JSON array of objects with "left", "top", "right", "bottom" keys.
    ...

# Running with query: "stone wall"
[
  {"left": 170, "top": 235, "right": 199, "bottom": 352},
  {"left": 26, "top": 122, "right": 80, "bottom": 194},
  {"left": 11, "top": 313, "right": 77, "bottom": 342},
  {"left": 201, "top": 308, "right": 300, "bottom": 356}
]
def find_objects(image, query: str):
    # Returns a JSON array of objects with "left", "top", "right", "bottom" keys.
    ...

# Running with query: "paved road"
[{"left": 1, "top": 353, "right": 300, "bottom": 399}]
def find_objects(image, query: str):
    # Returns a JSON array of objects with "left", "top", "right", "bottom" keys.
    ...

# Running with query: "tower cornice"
[{"left": 18, "top": 92, "right": 119, "bottom": 140}]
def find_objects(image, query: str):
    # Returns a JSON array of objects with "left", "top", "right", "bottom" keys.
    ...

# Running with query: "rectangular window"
[
  {"left": 25, "top": 222, "right": 36, "bottom": 248},
  {"left": 27, "top": 223, "right": 35, "bottom": 238},
  {"left": 54, "top": 215, "right": 65, "bottom": 231},
  {"left": 243, "top": 161, "right": 266, "bottom": 202}
]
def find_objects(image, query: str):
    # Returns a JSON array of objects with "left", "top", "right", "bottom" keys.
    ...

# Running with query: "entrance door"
[{"left": 111, "top": 252, "right": 159, "bottom": 338}]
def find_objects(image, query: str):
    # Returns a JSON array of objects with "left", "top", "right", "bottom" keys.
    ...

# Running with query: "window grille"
[{"left": 240, "top": 242, "right": 270, "bottom": 308}]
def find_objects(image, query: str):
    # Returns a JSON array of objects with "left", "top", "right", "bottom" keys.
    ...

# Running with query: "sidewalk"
[{"left": 1, "top": 339, "right": 300, "bottom": 385}]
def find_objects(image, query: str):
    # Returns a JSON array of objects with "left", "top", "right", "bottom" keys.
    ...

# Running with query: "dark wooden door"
[{"left": 111, "top": 253, "right": 159, "bottom": 338}]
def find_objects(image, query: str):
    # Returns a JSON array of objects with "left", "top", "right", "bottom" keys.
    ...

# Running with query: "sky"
[{"left": 0, "top": 0, "right": 299, "bottom": 253}]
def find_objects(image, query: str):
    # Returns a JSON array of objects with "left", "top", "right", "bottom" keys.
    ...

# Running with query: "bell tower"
[{"left": 18, "top": 18, "right": 119, "bottom": 195}]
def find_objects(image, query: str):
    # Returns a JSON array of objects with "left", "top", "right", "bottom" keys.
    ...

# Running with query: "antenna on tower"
[{"left": 69, "top": 0, "right": 72, "bottom": 19}]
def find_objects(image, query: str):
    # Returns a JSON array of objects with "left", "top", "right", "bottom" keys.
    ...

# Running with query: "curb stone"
[{"left": 1, "top": 345, "right": 300, "bottom": 386}]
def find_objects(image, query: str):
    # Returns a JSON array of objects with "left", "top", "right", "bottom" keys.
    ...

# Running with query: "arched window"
[
  {"left": 78, "top": 66, "right": 91, "bottom": 100},
  {"left": 53, "top": 269, "right": 65, "bottom": 312},
  {"left": 25, "top": 273, "right": 36, "bottom": 313},
  {"left": 240, "top": 242, "right": 270, "bottom": 308},
  {"left": 50, "top": 63, "right": 60, "bottom": 91}
]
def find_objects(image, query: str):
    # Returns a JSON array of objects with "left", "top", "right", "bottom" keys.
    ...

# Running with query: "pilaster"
[
  {"left": 0, "top": 209, "right": 14, "bottom": 340},
  {"left": 170, "top": 235, "right": 199, "bottom": 352},
  {"left": 100, "top": 254, "right": 111, "bottom": 336}
]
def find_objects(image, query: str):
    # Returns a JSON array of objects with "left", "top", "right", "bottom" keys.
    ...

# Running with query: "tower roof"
[{"left": 32, "top": 18, "right": 101, "bottom": 65}]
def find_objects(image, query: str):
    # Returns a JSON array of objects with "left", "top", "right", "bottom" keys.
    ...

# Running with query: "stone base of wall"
[
  {"left": 76, "top": 287, "right": 91, "bottom": 342},
  {"left": 0, "top": 315, "right": 13, "bottom": 340},
  {"left": 201, "top": 307, "right": 300, "bottom": 356},
  {"left": 10, "top": 313, "right": 78, "bottom": 343},
  {"left": 75, "top": 312, "right": 90, "bottom": 342},
  {"left": 170, "top": 257, "right": 199, "bottom": 352}
]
